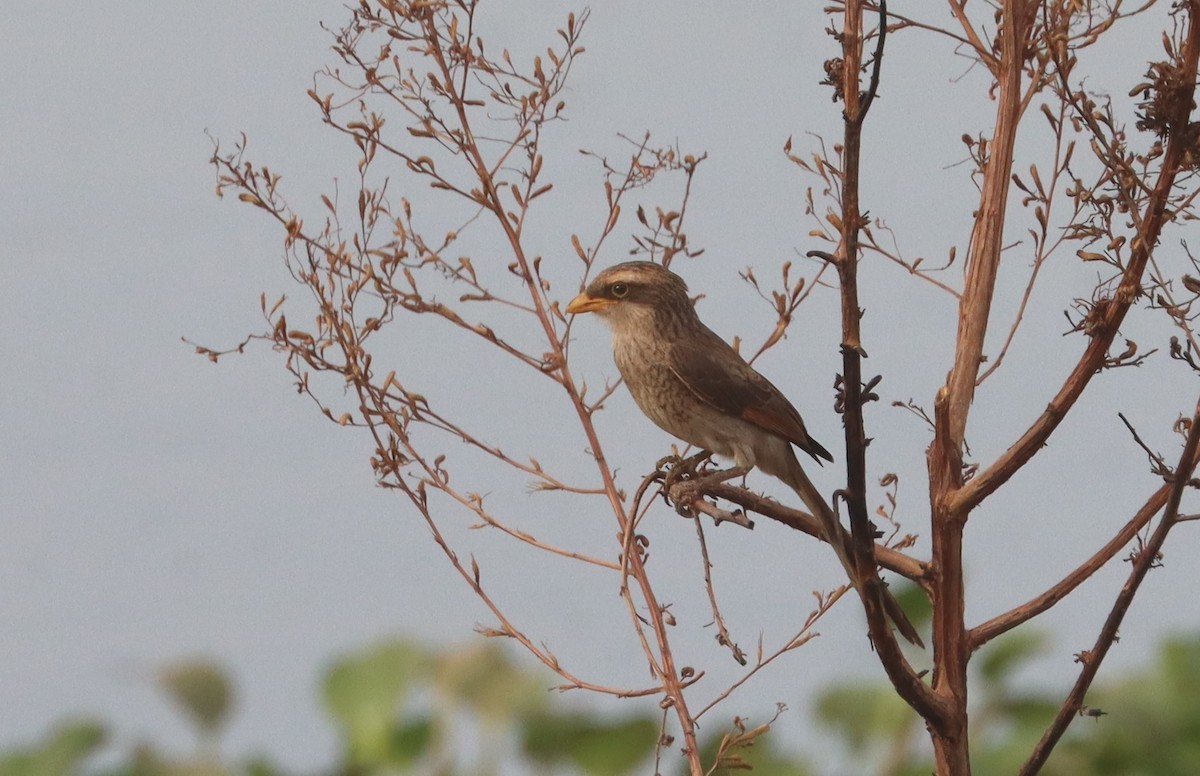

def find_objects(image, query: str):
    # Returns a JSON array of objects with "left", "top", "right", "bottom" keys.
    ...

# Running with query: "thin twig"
[
  {"left": 693, "top": 519, "right": 748, "bottom": 665},
  {"left": 693, "top": 587, "right": 847, "bottom": 720}
]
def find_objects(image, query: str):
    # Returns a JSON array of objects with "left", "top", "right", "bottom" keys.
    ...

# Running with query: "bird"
[{"left": 566, "top": 260, "right": 922, "bottom": 647}]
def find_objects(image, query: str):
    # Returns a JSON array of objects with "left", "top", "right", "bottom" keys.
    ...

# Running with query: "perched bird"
[{"left": 567, "top": 260, "right": 921, "bottom": 647}]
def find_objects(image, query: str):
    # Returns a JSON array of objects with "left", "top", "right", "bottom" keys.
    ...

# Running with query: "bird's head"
[{"left": 565, "top": 262, "right": 694, "bottom": 329}]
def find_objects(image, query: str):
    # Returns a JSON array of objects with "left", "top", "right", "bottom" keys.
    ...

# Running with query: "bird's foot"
[
  {"left": 693, "top": 465, "right": 751, "bottom": 487},
  {"left": 654, "top": 451, "right": 715, "bottom": 503},
  {"left": 655, "top": 450, "right": 714, "bottom": 483},
  {"left": 664, "top": 462, "right": 755, "bottom": 530}
]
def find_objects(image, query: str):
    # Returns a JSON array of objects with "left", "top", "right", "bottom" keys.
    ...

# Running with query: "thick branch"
[
  {"left": 941, "top": 2, "right": 1037, "bottom": 450},
  {"left": 926, "top": 5, "right": 1038, "bottom": 773}
]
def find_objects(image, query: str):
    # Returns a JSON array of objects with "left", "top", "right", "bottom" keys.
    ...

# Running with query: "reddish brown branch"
[
  {"left": 926, "top": 5, "right": 1039, "bottom": 771},
  {"left": 941, "top": 2, "right": 1038, "bottom": 450},
  {"left": 413, "top": 10, "right": 706, "bottom": 767},
  {"left": 693, "top": 591, "right": 842, "bottom": 720},
  {"left": 976, "top": 98, "right": 1073, "bottom": 386}
]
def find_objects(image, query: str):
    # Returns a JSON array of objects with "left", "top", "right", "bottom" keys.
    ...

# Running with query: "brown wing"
[{"left": 668, "top": 326, "right": 833, "bottom": 464}]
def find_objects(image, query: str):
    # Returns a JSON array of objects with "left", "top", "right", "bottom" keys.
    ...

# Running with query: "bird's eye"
[{"left": 611, "top": 282, "right": 629, "bottom": 298}]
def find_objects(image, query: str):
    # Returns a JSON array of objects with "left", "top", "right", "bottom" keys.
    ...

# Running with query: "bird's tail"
[{"left": 783, "top": 452, "right": 925, "bottom": 648}]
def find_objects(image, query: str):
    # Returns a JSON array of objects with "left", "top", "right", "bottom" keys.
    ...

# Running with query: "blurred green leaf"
[
  {"left": 814, "top": 630, "right": 1200, "bottom": 776},
  {"left": 892, "top": 580, "right": 932, "bottom": 630},
  {"left": 522, "top": 712, "right": 658, "bottom": 775},
  {"left": 158, "top": 659, "right": 234, "bottom": 735},
  {"left": 992, "top": 694, "right": 1059, "bottom": 728},
  {"left": 1159, "top": 636, "right": 1200, "bottom": 698},
  {"left": 322, "top": 639, "right": 428, "bottom": 765},
  {"left": 1047, "top": 633, "right": 1200, "bottom": 776},
  {"left": 978, "top": 631, "right": 1048, "bottom": 684},
  {"left": 124, "top": 745, "right": 231, "bottom": 776},
  {"left": 432, "top": 641, "right": 547, "bottom": 725},
  {"left": 0, "top": 720, "right": 105, "bottom": 776},
  {"left": 389, "top": 716, "right": 434, "bottom": 766},
  {"left": 815, "top": 682, "right": 916, "bottom": 752},
  {"left": 242, "top": 756, "right": 286, "bottom": 776}
]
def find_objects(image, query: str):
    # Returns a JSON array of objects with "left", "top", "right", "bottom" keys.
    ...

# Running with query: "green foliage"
[
  {"left": 1048, "top": 635, "right": 1200, "bottom": 776},
  {"left": 11, "top": 632, "right": 1200, "bottom": 775},
  {"left": 158, "top": 660, "right": 234, "bottom": 737},
  {"left": 892, "top": 581, "right": 933, "bottom": 634},
  {"left": 977, "top": 630, "right": 1049, "bottom": 683},
  {"left": 0, "top": 720, "right": 105, "bottom": 776},
  {"left": 814, "top": 630, "right": 1200, "bottom": 776},
  {"left": 522, "top": 712, "right": 660, "bottom": 775},
  {"left": 322, "top": 640, "right": 429, "bottom": 766},
  {"left": 7, "top": 638, "right": 672, "bottom": 776},
  {"left": 817, "top": 681, "right": 917, "bottom": 753},
  {"left": 430, "top": 641, "right": 548, "bottom": 726}
]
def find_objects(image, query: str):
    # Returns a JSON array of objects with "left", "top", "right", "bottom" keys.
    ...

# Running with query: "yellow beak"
[{"left": 565, "top": 293, "right": 616, "bottom": 314}]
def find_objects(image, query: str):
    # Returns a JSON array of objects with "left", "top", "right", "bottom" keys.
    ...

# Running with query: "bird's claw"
[
  {"left": 655, "top": 453, "right": 683, "bottom": 472},
  {"left": 673, "top": 497, "right": 698, "bottom": 519},
  {"left": 656, "top": 450, "right": 714, "bottom": 492},
  {"left": 651, "top": 452, "right": 754, "bottom": 529},
  {"left": 656, "top": 450, "right": 713, "bottom": 476},
  {"left": 665, "top": 469, "right": 755, "bottom": 530}
]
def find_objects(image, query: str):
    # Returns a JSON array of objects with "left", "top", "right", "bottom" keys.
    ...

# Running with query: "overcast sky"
[{"left": 4, "top": 2, "right": 1198, "bottom": 772}]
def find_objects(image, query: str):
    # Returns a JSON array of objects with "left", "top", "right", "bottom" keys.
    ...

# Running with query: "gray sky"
[{"left": 4, "top": 1, "right": 1198, "bottom": 771}]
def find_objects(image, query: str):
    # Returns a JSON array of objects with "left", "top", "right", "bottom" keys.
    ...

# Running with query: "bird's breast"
[
  {"left": 611, "top": 331, "right": 751, "bottom": 463},
  {"left": 611, "top": 333, "right": 682, "bottom": 421}
]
